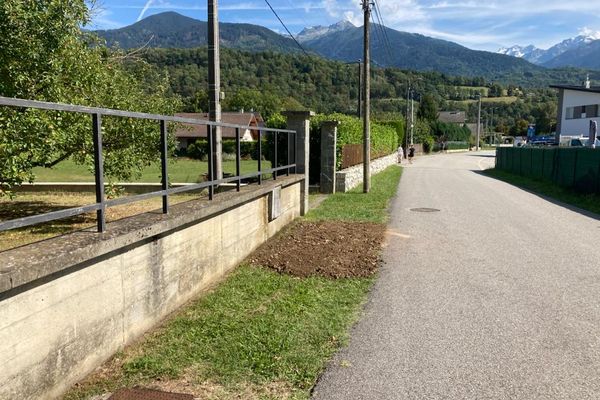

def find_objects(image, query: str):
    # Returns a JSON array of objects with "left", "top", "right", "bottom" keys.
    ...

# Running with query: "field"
[
  {"left": 32, "top": 158, "right": 272, "bottom": 183},
  {"left": 455, "top": 96, "right": 518, "bottom": 105}
]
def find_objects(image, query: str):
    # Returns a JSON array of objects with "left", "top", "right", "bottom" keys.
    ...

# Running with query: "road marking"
[{"left": 386, "top": 229, "right": 411, "bottom": 239}]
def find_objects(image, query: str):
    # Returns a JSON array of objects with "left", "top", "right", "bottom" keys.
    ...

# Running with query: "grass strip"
[
  {"left": 484, "top": 168, "right": 600, "bottom": 216},
  {"left": 306, "top": 165, "right": 402, "bottom": 223},
  {"left": 64, "top": 165, "right": 402, "bottom": 400}
]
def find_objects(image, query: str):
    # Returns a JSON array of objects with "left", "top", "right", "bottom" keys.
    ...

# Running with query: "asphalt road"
[{"left": 312, "top": 151, "right": 600, "bottom": 400}]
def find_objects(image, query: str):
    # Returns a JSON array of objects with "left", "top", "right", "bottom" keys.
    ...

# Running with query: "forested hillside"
[{"left": 136, "top": 46, "right": 583, "bottom": 135}]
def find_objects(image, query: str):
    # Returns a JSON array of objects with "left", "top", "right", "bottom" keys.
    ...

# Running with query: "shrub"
[{"left": 310, "top": 113, "right": 398, "bottom": 169}]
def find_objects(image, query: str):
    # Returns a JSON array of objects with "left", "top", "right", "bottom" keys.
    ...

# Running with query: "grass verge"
[
  {"left": 484, "top": 168, "right": 600, "bottom": 216},
  {"left": 63, "top": 165, "right": 402, "bottom": 400},
  {"left": 305, "top": 166, "right": 402, "bottom": 223}
]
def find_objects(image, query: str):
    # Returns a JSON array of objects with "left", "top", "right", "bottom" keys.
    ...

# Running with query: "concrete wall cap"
[{"left": 321, "top": 120, "right": 340, "bottom": 127}]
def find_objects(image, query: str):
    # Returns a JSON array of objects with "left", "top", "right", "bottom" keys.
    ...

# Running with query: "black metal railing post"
[
  {"left": 236, "top": 127, "right": 241, "bottom": 191},
  {"left": 273, "top": 131, "right": 278, "bottom": 181},
  {"left": 92, "top": 113, "right": 106, "bottom": 232},
  {"left": 207, "top": 124, "right": 214, "bottom": 200},
  {"left": 160, "top": 119, "right": 169, "bottom": 213},
  {"left": 287, "top": 131, "right": 291, "bottom": 176},
  {"left": 258, "top": 129, "right": 262, "bottom": 185}
]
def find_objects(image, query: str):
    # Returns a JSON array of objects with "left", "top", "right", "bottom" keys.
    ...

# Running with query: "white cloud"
[
  {"left": 323, "top": 0, "right": 339, "bottom": 18},
  {"left": 578, "top": 27, "right": 600, "bottom": 40}
]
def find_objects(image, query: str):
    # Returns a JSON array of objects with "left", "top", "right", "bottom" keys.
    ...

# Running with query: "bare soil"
[{"left": 248, "top": 221, "right": 386, "bottom": 279}]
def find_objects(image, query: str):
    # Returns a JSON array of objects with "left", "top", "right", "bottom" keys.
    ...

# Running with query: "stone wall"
[
  {"left": 0, "top": 176, "right": 303, "bottom": 400},
  {"left": 335, "top": 153, "right": 398, "bottom": 192}
]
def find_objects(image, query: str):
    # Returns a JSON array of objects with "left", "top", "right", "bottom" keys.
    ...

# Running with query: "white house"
[{"left": 551, "top": 78, "right": 600, "bottom": 140}]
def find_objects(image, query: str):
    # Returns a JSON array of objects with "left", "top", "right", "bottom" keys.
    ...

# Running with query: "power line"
[
  {"left": 263, "top": 0, "right": 309, "bottom": 56},
  {"left": 373, "top": 0, "right": 393, "bottom": 51},
  {"left": 372, "top": 0, "right": 393, "bottom": 63}
]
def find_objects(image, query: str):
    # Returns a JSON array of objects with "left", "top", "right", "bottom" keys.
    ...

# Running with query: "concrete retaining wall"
[
  {"left": 0, "top": 176, "right": 303, "bottom": 400},
  {"left": 335, "top": 153, "right": 397, "bottom": 192}
]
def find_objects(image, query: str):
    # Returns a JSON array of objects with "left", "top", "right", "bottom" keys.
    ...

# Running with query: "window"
[
  {"left": 566, "top": 105, "right": 599, "bottom": 119},
  {"left": 566, "top": 107, "right": 574, "bottom": 119}
]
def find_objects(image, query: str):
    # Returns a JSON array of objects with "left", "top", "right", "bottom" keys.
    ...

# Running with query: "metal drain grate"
[
  {"left": 410, "top": 208, "right": 441, "bottom": 213},
  {"left": 109, "top": 388, "right": 194, "bottom": 400}
]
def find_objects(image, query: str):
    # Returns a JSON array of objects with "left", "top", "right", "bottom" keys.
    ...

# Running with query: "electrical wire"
[
  {"left": 263, "top": 0, "right": 309, "bottom": 56},
  {"left": 372, "top": 0, "right": 394, "bottom": 63}
]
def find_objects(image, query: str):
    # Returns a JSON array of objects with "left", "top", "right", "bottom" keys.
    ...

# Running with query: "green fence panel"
[
  {"left": 531, "top": 149, "right": 544, "bottom": 180},
  {"left": 573, "top": 149, "right": 600, "bottom": 194},
  {"left": 542, "top": 148, "right": 555, "bottom": 181},
  {"left": 512, "top": 148, "right": 521, "bottom": 175},
  {"left": 556, "top": 149, "right": 577, "bottom": 187}
]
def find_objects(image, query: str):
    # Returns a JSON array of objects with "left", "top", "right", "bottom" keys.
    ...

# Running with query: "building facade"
[{"left": 551, "top": 83, "right": 600, "bottom": 139}]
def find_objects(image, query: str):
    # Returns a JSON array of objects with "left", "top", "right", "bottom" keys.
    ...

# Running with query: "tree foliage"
[
  {"left": 0, "top": 0, "right": 179, "bottom": 195},
  {"left": 417, "top": 94, "right": 439, "bottom": 121}
]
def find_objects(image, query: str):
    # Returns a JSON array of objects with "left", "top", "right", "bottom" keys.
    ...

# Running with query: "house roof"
[
  {"left": 438, "top": 111, "right": 466, "bottom": 124},
  {"left": 549, "top": 85, "right": 600, "bottom": 94},
  {"left": 174, "top": 112, "right": 264, "bottom": 139}
]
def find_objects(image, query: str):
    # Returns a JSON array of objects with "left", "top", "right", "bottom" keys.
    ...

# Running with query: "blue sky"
[{"left": 90, "top": 0, "right": 600, "bottom": 51}]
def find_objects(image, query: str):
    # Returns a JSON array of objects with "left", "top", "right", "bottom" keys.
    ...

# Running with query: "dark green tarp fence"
[{"left": 495, "top": 147, "right": 600, "bottom": 194}]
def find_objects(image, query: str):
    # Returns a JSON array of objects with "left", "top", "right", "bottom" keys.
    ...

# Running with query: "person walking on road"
[
  {"left": 397, "top": 145, "right": 404, "bottom": 164},
  {"left": 408, "top": 145, "right": 415, "bottom": 164}
]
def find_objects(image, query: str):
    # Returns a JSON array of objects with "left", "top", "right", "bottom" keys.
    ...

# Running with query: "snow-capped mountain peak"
[
  {"left": 498, "top": 30, "right": 600, "bottom": 65},
  {"left": 296, "top": 20, "right": 355, "bottom": 42},
  {"left": 498, "top": 44, "right": 538, "bottom": 58}
]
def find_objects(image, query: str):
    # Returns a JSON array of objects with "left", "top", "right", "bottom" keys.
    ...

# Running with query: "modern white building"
[{"left": 551, "top": 79, "right": 600, "bottom": 140}]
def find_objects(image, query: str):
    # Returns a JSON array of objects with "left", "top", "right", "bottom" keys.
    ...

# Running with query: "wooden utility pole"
[
  {"left": 357, "top": 59, "right": 362, "bottom": 118},
  {"left": 208, "top": 0, "right": 222, "bottom": 178},
  {"left": 405, "top": 82, "right": 410, "bottom": 153},
  {"left": 410, "top": 92, "right": 414, "bottom": 145},
  {"left": 476, "top": 95, "right": 481, "bottom": 151},
  {"left": 362, "top": 0, "right": 371, "bottom": 193}
]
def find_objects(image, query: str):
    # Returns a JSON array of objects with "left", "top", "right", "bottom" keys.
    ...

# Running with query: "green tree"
[
  {"left": 417, "top": 94, "right": 438, "bottom": 121},
  {"left": 0, "top": 0, "right": 179, "bottom": 195}
]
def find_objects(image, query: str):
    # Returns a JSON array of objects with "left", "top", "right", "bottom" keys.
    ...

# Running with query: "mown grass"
[
  {"left": 306, "top": 165, "right": 402, "bottom": 223},
  {"left": 485, "top": 168, "right": 600, "bottom": 216},
  {"left": 32, "top": 158, "right": 271, "bottom": 183},
  {"left": 63, "top": 165, "right": 403, "bottom": 400}
]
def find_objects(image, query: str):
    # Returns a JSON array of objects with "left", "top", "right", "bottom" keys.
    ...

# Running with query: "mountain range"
[
  {"left": 94, "top": 11, "right": 300, "bottom": 53},
  {"left": 94, "top": 12, "right": 546, "bottom": 79},
  {"left": 498, "top": 32, "right": 600, "bottom": 68}
]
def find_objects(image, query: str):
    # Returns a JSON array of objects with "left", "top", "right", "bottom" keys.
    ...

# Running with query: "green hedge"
[
  {"left": 310, "top": 113, "right": 398, "bottom": 169},
  {"left": 186, "top": 139, "right": 259, "bottom": 160}
]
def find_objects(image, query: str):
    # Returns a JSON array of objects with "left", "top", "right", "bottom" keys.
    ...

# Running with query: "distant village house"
[{"left": 175, "top": 112, "right": 264, "bottom": 150}]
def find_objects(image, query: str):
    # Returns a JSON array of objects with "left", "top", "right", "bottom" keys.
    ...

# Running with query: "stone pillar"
[
  {"left": 282, "top": 110, "right": 314, "bottom": 215},
  {"left": 320, "top": 121, "right": 338, "bottom": 194}
]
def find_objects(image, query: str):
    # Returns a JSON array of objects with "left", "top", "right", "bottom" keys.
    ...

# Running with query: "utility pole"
[
  {"left": 358, "top": 59, "right": 362, "bottom": 118},
  {"left": 362, "top": 0, "right": 371, "bottom": 193},
  {"left": 410, "top": 92, "right": 414, "bottom": 145},
  {"left": 208, "top": 0, "right": 222, "bottom": 179},
  {"left": 476, "top": 95, "right": 481, "bottom": 151},
  {"left": 491, "top": 107, "right": 495, "bottom": 145},
  {"left": 405, "top": 82, "right": 410, "bottom": 153}
]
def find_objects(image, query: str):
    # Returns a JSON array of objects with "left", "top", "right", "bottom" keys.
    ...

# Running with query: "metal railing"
[{"left": 0, "top": 96, "right": 297, "bottom": 233}]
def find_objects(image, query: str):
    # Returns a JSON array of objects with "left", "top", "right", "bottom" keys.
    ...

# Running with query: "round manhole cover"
[{"left": 410, "top": 208, "right": 441, "bottom": 213}]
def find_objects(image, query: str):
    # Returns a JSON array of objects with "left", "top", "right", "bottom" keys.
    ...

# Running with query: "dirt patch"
[{"left": 248, "top": 221, "right": 386, "bottom": 279}]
